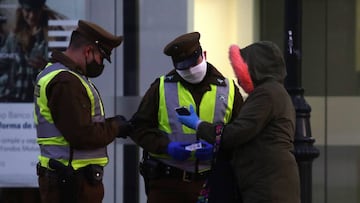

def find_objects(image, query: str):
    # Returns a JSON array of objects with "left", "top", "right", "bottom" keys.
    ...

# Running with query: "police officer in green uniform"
[
  {"left": 130, "top": 32, "right": 243, "bottom": 203},
  {"left": 34, "top": 20, "right": 132, "bottom": 203}
]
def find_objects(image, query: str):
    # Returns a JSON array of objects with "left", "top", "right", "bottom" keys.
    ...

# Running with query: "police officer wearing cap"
[
  {"left": 130, "top": 32, "right": 243, "bottom": 203},
  {"left": 34, "top": 20, "right": 132, "bottom": 203}
]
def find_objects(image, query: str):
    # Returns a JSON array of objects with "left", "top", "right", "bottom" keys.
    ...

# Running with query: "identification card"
[{"left": 185, "top": 142, "right": 202, "bottom": 151}]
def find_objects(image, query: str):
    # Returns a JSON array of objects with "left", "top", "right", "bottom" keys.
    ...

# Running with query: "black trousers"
[{"left": 38, "top": 170, "right": 104, "bottom": 203}]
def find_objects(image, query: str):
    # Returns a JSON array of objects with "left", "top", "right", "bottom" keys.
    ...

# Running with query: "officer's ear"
[{"left": 83, "top": 45, "right": 94, "bottom": 58}]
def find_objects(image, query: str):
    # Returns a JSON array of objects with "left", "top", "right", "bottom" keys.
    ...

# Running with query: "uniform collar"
[{"left": 50, "top": 50, "right": 84, "bottom": 75}]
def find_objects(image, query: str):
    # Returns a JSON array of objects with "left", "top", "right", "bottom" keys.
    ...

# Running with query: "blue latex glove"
[
  {"left": 176, "top": 104, "right": 201, "bottom": 130},
  {"left": 167, "top": 142, "right": 191, "bottom": 161},
  {"left": 195, "top": 141, "right": 214, "bottom": 161}
]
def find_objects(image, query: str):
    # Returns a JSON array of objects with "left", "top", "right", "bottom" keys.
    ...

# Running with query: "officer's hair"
[{"left": 68, "top": 31, "right": 92, "bottom": 50}]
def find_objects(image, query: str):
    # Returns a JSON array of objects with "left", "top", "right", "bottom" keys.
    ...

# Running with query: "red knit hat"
[{"left": 229, "top": 44, "right": 254, "bottom": 94}]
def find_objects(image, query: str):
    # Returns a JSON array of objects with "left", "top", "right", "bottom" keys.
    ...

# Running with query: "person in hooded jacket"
[{"left": 177, "top": 41, "right": 301, "bottom": 203}]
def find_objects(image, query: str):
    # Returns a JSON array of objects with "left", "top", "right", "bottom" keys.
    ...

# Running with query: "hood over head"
[
  {"left": 229, "top": 44, "right": 254, "bottom": 93},
  {"left": 229, "top": 41, "right": 286, "bottom": 93}
]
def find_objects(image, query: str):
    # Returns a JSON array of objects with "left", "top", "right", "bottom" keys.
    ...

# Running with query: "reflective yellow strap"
[
  {"left": 36, "top": 69, "right": 65, "bottom": 124},
  {"left": 158, "top": 76, "right": 171, "bottom": 133},
  {"left": 39, "top": 156, "right": 108, "bottom": 170},
  {"left": 37, "top": 136, "right": 68, "bottom": 146},
  {"left": 224, "top": 79, "right": 235, "bottom": 124},
  {"left": 70, "top": 74, "right": 96, "bottom": 117},
  {"left": 199, "top": 85, "right": 216, "bottom": 123}
]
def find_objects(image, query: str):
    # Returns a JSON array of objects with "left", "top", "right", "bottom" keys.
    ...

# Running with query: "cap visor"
[
  {"left": 174, "top": 56, "right": 199, "bottom": 70},
  {"left": 105, "top": 55, "right": 111, "bottom": 63}
]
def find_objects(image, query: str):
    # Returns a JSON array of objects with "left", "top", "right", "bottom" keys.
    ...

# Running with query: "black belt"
[
  {"left": 36, "top": 163, "right": 103, "bottom": 178},
  {"left": 157, "top": 162, "right": 210, "bottom": 182},
  {"left": 37, "top": 163, "right": 58, "bottom": 178}
]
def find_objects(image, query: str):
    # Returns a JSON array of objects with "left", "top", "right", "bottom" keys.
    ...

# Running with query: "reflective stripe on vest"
[
  {"left": 34, "top": 62, "right": 107, "bottom": 170},
  {"left": 151, "top": 76, "right": 235, "bottom": 171}
]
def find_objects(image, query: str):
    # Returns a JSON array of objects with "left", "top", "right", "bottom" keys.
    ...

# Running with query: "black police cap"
[
  {"left": 75, "top": 20, "right": 123, "bottom": 63},
  {"left": 163, "top": 32, "right": 202, "bottom": 70}
]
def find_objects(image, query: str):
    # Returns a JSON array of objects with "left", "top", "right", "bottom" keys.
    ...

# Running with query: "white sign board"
[{"left": 0, "top": 103, "right": 38, "bottom": 187}]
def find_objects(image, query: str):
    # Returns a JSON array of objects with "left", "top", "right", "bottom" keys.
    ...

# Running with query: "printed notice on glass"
[{"left": 0, "top": 103, "right": 38, "bottom": 187}]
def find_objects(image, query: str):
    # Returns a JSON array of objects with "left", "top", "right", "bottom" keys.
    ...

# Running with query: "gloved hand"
[
  {"left": 113, "top": 115, "right": 134, "bottom": 138},
  {"left": 195, "top": 141, "right": 214, "bottom": 161},
  {"left": 176, "top": 104, "right": 201, "bottom": 130},
  {"left": 167, "top": 142, "right": 191, "bottom": 161}
]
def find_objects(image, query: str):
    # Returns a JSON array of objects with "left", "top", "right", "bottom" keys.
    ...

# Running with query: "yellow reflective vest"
[
  {"left": 34, "top": 62, "right": 107, "bottom": 170},
  {"left": 151, "top": 75, "right": 235, "bottom": 172}
]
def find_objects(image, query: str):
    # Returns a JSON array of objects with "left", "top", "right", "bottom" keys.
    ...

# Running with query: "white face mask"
[{"left": 176, "top": 53, "right": 207, "bottom": 84}]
